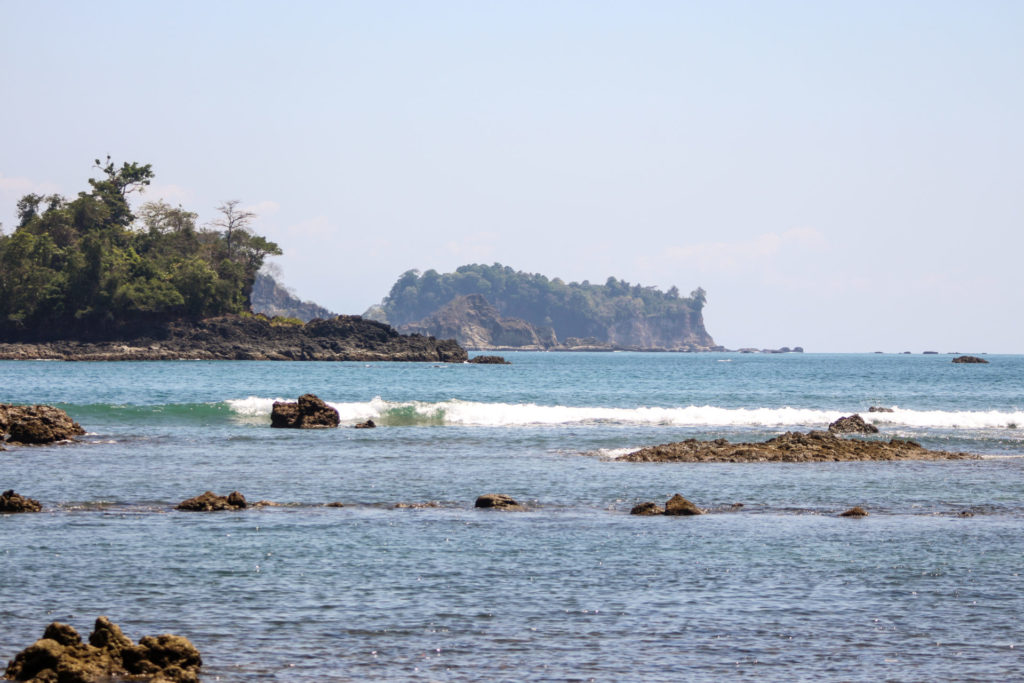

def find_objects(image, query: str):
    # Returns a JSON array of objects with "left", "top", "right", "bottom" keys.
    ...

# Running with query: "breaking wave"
[{"left": 224, "top": 397, "right": 1024, "bottom": 430}]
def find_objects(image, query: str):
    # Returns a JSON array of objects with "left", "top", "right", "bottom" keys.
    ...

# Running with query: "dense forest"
[
  {"left": 368, "top": 263, "right": 711, "bottom": 346},
  {"left": 0, "top": 159, "right": 280, "bottom": 340}
]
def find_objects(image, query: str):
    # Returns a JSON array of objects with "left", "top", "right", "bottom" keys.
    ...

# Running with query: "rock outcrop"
[
  {"left": 0, "top": 404, "right": 85, "bottom": 445},
  {"left": 619, "top": 431, "right": 978, "bottom": 463},
  {"left": 0, "top": 315, "right": 467, "bottom": 362},
  {"left": 401, "top": 294, "right": 555, "bottom": 350},
  {"left": 467, "top": 355, "right": 511, "bottom": 365},
  {"left": 353, "top": 419, "right": 376, "bottom": 429},
  {"left": 271, "top": 394, "right": 340, "bottom": 429},
  {"left": 176, "top": 491, "right": 247, "bottom": 511},
  {"left": 474, "top": 494, "right": 525, "bottom": 511},
  {"left": 828, "top": 414, "right": 879, "bottom": 434},
  {"left": 952, "top": 355, "right": 988, "bottom": 364},
  {"left": 630, "top": 501, "right": 664, "bottom": 515},
  {"left": 250, "top": 272, "right": 335, "bottom": 322},
  {"left": 629, "top": 494, "right": 703, "bottom": 516},
  {"left": 3, "top": 616, "right": 201, "bottom": 682},
  {"left": 839, "top": 506, "right": 868, "bottom": 517},
  {"left": 868, "top": 406, "right": 894, "bottom": 413},
  {"left": 0, "top": 490, "right": 42, "bottom": 513}
]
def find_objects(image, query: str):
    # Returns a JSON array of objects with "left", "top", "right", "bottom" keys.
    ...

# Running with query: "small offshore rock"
[
  {"left": 468, "top": 355, "right": 511, "bottom": 365},
  {"left": 664, "top": 494, "right": 704, "bottom": 516},
  {"left": 0, "top": 403, "right": 86, "bottom": 445},
  {"left": 395, "top": 501, "right": 440, "bottom": 509},
  {"left": 868, "top": 406, "right": 894, "bottom": 413},
  {"left": 952, "top": 355, "right": 988, "bottom": 364},
  {"left": 839, "top": 506, "right": 868, "bottom": 517},
  {"left": 828, "top": 414, "right": 879, "bottom": 434},
  {"left": 353, "top": 419, "right": 376, "bottom": 429},
  {"left": 475, "top": 493, "right": 524, "bottom": 510},
  {"left": 270, "top": 393, "right": 340, "bottom": 428},
  {"left": 0, "top": 489, "right": 42, "bottom": 513},
  {"left": 176, "top": 490, "right": 248, "bottom": 511},
  {"left": 325, "top": 501, "right": 345, "bottom": 507},
  {"left": 3, "top": 616, "right": 201, "bottom": 683},
  {"left": 630, "top": 501, "right": 663, "bottom": 516}
]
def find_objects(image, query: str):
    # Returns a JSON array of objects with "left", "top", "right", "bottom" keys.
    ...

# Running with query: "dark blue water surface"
[{"left": 1, "top": 353, "right": 1022, "bottom": 681}]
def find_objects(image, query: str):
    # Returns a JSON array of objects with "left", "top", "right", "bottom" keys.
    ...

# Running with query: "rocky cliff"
[
  {"left": 400, "top": 294, "right": 556, "bottom": 349},
  {"left": 251, "top": 273, "right": 335, "bottom": 322}
]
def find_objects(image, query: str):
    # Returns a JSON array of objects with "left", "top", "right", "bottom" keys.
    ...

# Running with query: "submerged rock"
[
  {"left": 664, "top": 494, "right": 704, "bottom": 516},
  {"left": 3, "top": 616, "right": 201, "bottom": 682},
  {"left": 839, "top": 506, "right": 869, "bottom": 517},
  {"left": 0, "top": 489, "right": 42, "bottom": 513},
  {"left": 474, "top": 493, "right": 525, "bottom": 510},
  {"left": 630, "top": 501, "right": 664, "bottom": 516},
  {"left": 828, "top": 414, "right": 879, "bottom": 434},
  {"left": 270, "top": 393, "right": 340, "bottom": 429},
  {"left": 176, "top": 490, "right": 247, "bottom": 511},
  {"left": 619, "top": 430, "right": 978, "bottom": 463},
  {"left": 353, "top": 419, "right": 376, "bottom": 429},
  {"left": 0, "top": 403, "right": 85, "bottom": 445},
  {"left": 952, "top": 355, "right": 988, "bottom": 364},
  {"left": 868, "top": 406, "right": 894, "bottom": 413}
]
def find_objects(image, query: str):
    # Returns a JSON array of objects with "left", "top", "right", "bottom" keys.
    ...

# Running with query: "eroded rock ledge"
[
  {"left": 618, "top": 431, "right": 979, "bottom": 463},
  {"left": 0, "top": 315, "right": 467, "bottom": 362},
  {"left": 3, "top": 616, "right": 200, "bottom": 682}
]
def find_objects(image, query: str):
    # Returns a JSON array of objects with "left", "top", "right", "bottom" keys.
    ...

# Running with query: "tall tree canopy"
[{"left": 0, "top": 160, "right": 281, "bottom": 340}]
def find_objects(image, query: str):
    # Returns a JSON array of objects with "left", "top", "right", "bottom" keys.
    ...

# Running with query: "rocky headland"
[
  {"left": 618, "top": 431, "right": 979, "bottom": 463},
  {"left": 0, "top": 315, "right": 467, "bottom": 362}
]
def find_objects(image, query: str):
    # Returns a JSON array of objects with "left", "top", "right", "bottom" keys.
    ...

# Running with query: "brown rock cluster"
[
  {"left": 619, "top": 431, "right": 978, "bottom": 463},
  {"left": 4, "top": 616, "right": 201, "bottom": 682},
  {"left": 0, "top": 404, "right": 85, "bottom": 445},
  {"left": 474, "top": 494, "right": 525, "bottom": 511},
  {"left": 175, "top": 491, "right": 247, "bottom": 511},
  {"left": 0, "top": 490, "right": 42, "bottom": 513},
  {"left": 952, "top": 355, "right": 988, "bottom": 364},
  {"left": 828, "top": 414, "right": 879, "bottom": 434},
  {"left": 630, "top": 494, "right": 704, "bottom": 516},
  {"left": 270, "top": 394, "right": 340, "bottom": 429}
]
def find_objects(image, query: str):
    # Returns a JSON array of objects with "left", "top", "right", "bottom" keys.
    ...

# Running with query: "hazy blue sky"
[{"left": 2, "top": 1, "right": 1021, "bottom": 351}]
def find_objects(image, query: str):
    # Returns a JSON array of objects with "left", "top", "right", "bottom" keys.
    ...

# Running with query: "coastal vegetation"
[
  {"left": 368, "top": 263, "right": 714, "bottom": 348},
  {"left": 0, "top": 159, "right": 281, "bottom": 341}
]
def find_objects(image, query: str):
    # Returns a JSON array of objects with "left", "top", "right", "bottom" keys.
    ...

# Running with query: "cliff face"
[
  {"left": 400, "top": 294, "right": 556, "bottom": 349},
  {"left": 251, "top": 273, "right": 334, "bottom": 322}
]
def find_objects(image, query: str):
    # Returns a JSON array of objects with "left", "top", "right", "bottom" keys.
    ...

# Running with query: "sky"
[{"left": 2, "top": 1, "right": 1022, "bottom": 352}]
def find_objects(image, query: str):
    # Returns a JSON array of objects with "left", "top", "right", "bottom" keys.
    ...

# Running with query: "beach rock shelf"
[
  {"left": 618, "top": 431, "right": 979, "bottom": 463},
  {"left": 0, "top": 404, "right": 85, "bottom": 445},
  {"left": 3, "top": 616, "right": 201, "bottom": 682},
  {"left": 270, "top": 394, "right": 340, "bottom": 429}
]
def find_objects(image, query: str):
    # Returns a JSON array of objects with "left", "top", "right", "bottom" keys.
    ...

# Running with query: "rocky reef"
[
  {"left": 0, "top": 404, "right": 85, "bottom": 446},
  {"left": 0, "top": 490, "right": 42, "bottom": 513},
  {"left": 175, "top": 491, "right": 248, "bottom": 511},
  {"left": 828, "top": 414, "right": 879, "bottom": 434},
  {"left": 3, "top": 616, "right": 201, "bottom": 682},
  {"left": 0, "top": 315, "right": 467, "bottom": 362},
  {"left": 271, "top": 394, "right": 340, "bottom": 429},
  {"left": 618, "top": 431, "right": 979, "bottom": 463},
  {"left": 630, "top": 493, "right": 704, "bottom": 516}
]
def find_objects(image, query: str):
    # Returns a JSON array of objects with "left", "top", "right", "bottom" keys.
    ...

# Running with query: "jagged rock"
[
  {"left": 353, "top": 419, "right": 376, "bottom": 429},
  {"left": 271, "top": 394, "right": 339, "bottom": 429},
  {"left": 620, "top": 430, "right": 977, "bottom": 463},
  {"left": 467, "top": 355, "right": 511, "bottom": 364},
  {"left": 0, "top": 404, "right": 85, "bottom": 445},
  {"left": 868, "top": 406, "right": 894, "bottom": 413},
  {"left": 839, "top": 506, "right": 868, "bottom": 517},
  {"left": 664, "top": 494, "right": 704, "bottom": 516},
  {"left": 630, "top": 501, "right": 663, "bottom": 516},
  {"left": 474, "top": 493, "right": 525, "bottom": 510},
  {"left": 953, "top": 355, "right": 988, "bottom": 364},
  {"left": 3, "top": 617, "right": 201, "bottom": 683},
  {"left": 828, "top": 414, "right": 879, "bottom": 434},
  {"left": 175, "top": 491, "right": 247, "bottom": 511},
  {"left": 0, "top": 490, "right": 42, "bottom": 513}
]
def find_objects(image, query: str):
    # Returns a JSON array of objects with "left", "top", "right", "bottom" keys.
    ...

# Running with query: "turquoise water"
[{"left": 2, "top": 353, "right": 1023, "bottom": 681}]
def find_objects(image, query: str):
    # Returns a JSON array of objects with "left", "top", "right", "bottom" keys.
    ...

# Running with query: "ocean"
[{"left": 2, "top": 352, "right": 1023, "bottom": 681}]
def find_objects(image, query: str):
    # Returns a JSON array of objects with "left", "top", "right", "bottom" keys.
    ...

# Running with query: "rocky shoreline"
[{"left": 0, "top": 314, "right": 467, "bottom": 362}]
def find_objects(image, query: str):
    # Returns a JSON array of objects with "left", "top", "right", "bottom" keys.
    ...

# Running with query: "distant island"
[
  {"left": 364, "top": 264, "right": 723, "bottom": 351},
  {"left": 0, "top": 160, "right": 464, "bottom": 362}
]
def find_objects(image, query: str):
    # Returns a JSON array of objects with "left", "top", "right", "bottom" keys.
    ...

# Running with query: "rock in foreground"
[
  {"left": 4, "top": 616, "right": 201, "bottom": 682},
  {"left": 0, "top": 404, "right": 85, "bottom": 445},
  {"left": 619, "top": 431, "right": 979, "bottom": 463},
  {"left": 176, "top": 490, "right": 247, "bottom": 511},
  {"left": 0, "top": 490, "right": 42, "bottom": 513},
  {"left": 952, "top": 355, "right": 988, "bottom": 364},
  {"left": 271, "top": 394, "right": 340, "bottom": 429},
  {"left": 828, "top": 414, "right": 879, "bottom": 434},
  {"left": 475, "top": 494, "right": 525, "bottom": 511}
]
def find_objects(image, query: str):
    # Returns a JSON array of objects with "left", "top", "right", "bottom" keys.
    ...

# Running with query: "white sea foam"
[{"left": 225, "top": 397, "right": 1024, "bottom": 430}]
